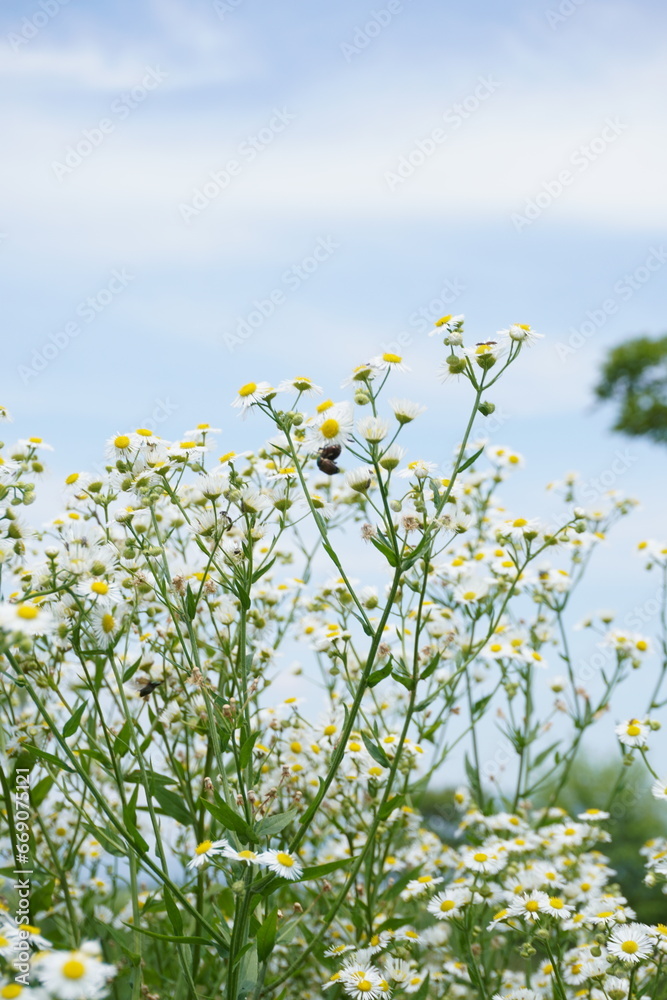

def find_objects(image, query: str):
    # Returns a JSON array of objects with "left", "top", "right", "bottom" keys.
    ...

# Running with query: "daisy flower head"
[
  {"left": 651, "top": 777, "right": 667, "bottom": 800},
  {"left": 507, "top": 890, "right": 550, "bottom": 922},
  {"left": 89, "top": 606, "right": 123, "bottom": 648},
  {"left": 256, "top": 849, "right": 303, "bottom": 880},
  {"left": 388, "top": 398, "right": 426, "bottom": 424},
  {"left": 369, "top": 352, "right": 410, "bottom": 373},
  {"left": 397, "top": 459, "right": 437, "bottom": 480},
  {"left": 498, "top": 323, "right": 544, "bottom": 345},
  {"left": 615, "top": 718, "right": 650, "bottom": 749},
  {"left": 462, "top": 846, "right": 506, "bottom": 875},
  {"left": 356, "top": 416, "right": 389, "bottom": 443},
  {"left": 607, "top": 923, "right": 652, "bottom": 964},
  {"left": 426, "top": 887, "right": 470, "bottom": 919},
  {"left": 346, "top": 467, "right": 374, "bottom": 493},
  {"left": 311, "top": 403, "right": 354, "bottom": 448},
  {"left": 105, "top": 433, "right": 135, "bottom": 461},
  {"left": 186, "top": 839, "right": 229, "bottom": 870},
  {"left": 0, "top": 601, "right": 55, "bottom": 638},
  {"left": 341, "top": 363, "right": 375, "bottom": 387},
  {"left": 231, "top": 381, "right": 275, "bottom": 413},
  {"left": 222, "top": 845, "right": 261, "bottom": 865},
  {"left": 428, "top": 314, "right": 464, "bottom": 339},
  {"left": 0, "top": 404, "right": 12, "bottom": 421},
  {"left": 35, "top": 947, "right": 116, "bottom": 1000},
  {"left": 438, "top": 354, "right": 469, "bottom": 382},
  {"left": 277, "top": 376, "right": 322, "bottom": 396},
  {"left": 464, "top": 340, "right": 507, "bottom": 370}
]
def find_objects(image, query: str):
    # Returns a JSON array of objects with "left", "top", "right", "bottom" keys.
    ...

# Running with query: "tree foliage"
[{"left": 595, "top": 334, "right": 667, "bottom": 444}]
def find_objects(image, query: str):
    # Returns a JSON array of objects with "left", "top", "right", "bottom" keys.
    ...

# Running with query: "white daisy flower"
[
  {"left": 186, "top": 839, "right": 229, "bottom": 870},
  {"left": 607, "top": 923, "right": 653, "bottom": 963},
  {"left": 256, "top": 849, "right": 303, "bottom": 880}
]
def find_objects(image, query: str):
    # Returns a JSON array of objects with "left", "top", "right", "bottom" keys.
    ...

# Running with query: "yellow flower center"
[
  {"left": 238, "top": 382, "right": 257, "bottom": 397},
  {"left": 323, "top": 724, "right": 336, "bottom": 736},
  {"left": 91, "top": 581, "right": 109, "bottom": 595},
  {"left": 320, "top": 418, "right": 340, "bottom": 439},
  {"left": 348, "top": 742, "right": 361, "bottom": 752},
  {"left": 462, "top": 591, "right": 477, "bottom": 601},
  {"left": 101, "top": 614, "right": 116, "bottom": 634},
  {"left": 621, "top": 940, "right": 639, "bottom": 954},
  {"left": 1, "top": 986, "right": 23, "bottom": 999},
  {"left": 290, "top": 741, "right": 302, "bottom": 753},
  {"left": 62, "top": 959, "right": 86, "bottom": 980},
  {"left": 65, "top": 473, "right": 79, "bottom": 485},
  {"left": 357, "top": 981, "right": 373, "bottom": 993},
  {"left": 513, "top": 518, "right": 527, "bottom": 527},
  {"left": 114, "top": 435, "right": 130, "bottom": 449},
  {"left": 473, "top": 852, "right": 488, "bottom": 863},
  {"left": 28, "top": 437, "right": 42, "bottom": 443},
  {"left": 237, "top": 850, "right": 256, "bottom": 860},
  {"left": 276, "top": 852, "right": 294, "bottom": 867},
  {"left": 440, "top": 899, "right": 456, "bottom": 911},
  {"left": 382, "top": 352, "right": 401, "bottom": 363},
  {"left": 17, "top": 605, "right": 39, "bottom": 620},
  {"left": 180, "top": 440, "right": 196, "bottom": 449},
  {"left": 195, "top": 840, "right": 212, "bottom": 855},
  {"left": 626, "top": 724, "right": 642, "bottom": 736},
  {"left": 525, "top": 900, "right": 540, "bottom": 912},
  {"left": 549, "top": 897, "right": 564, "bottom": 909},
  {"left": 316, "top": 399, "right": 334, "bottom": 412},
  {"left": 417, "top": 875, "right": 432, "bottom": 883}
]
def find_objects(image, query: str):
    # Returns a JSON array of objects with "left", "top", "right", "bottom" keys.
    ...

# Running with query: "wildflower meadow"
[{"left": 1, "top": 319, "right": 666, "bottom": 1000}]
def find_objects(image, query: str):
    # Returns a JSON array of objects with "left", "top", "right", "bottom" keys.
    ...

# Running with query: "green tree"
[{"left": 595, "top": 334, "right": 667, "bottom": 444}]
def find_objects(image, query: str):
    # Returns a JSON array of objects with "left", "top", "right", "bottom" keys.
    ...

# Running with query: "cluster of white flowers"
[{"left": 0, "top": 321, "right": 665, "bottom": 997}]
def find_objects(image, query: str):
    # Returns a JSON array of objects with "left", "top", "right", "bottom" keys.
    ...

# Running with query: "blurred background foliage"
[
  {"left": 419, "top": 760, "right": 667, "bottom": 925},
  {"left": 596, "top": 334, "right": 667, "bottom": 445}
]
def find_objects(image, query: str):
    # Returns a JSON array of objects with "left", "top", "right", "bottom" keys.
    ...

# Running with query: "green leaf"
[
  {"left": 22, "top": 745, "right": 74, "bottom": 773},
  {"left": 296, "top": 857, "right": 355, "bottom": 881},
  {"left": 255, "top": 809, "right": 298, "bottom": 840},
  {"left": 362, "top": 733, "right": 390, "bottom": 769},
  {"left": 256, "top": 908, "right": 278, "bottom": 962},
  {"left": 129, "top": 924, "right": 213, "bottom": 947},
  {"left": 150, "top": 783, "right": 192, "bottom": 826},
  {"left": 378, "top": 794, "right": 406, "bottom": 821},
  {"left": 367, "top": 662, "right": 392, "bottom": 687},
  {"left": 62, "top": 701, "right": 87, "bottom": 738},
  {"left": 201, "top": 797, "right": 256, "bottom": 843},
  {"left": 457, "top": 446, "right": 484, "bottom": 474},
  {"left": 370, "top": 535, "right": 398, "bottom": 567},
  {"left": 30, "top": 775, "right": 54, "bottom": 808},
  {"left": 113, "top": 719, "right": 133, "bottom": 758},
  {"left": 239, "top": 731, "right": 260, "bottom": 770},
  {"left": 391, "top": 668, "right": 414, "bottom": 692},
  {"left": 122, "top": 655, "right": 143, "bottom": 683},
  {"left": 185, "top": 583, "right": 198, "bottom": 621},
  {"left": 163, "top": 887, "right": 184, "bottom": 936},
  {"left": 252, "top": 556, "right": 277, "bottom": 584},
  {"left": 81, "top": 822, "right": 126, "bottom": 857}
]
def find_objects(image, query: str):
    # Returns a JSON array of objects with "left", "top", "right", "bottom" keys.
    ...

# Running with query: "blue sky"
[{"left": 2, "top": 0, "right": 667, "bottom": 766}]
